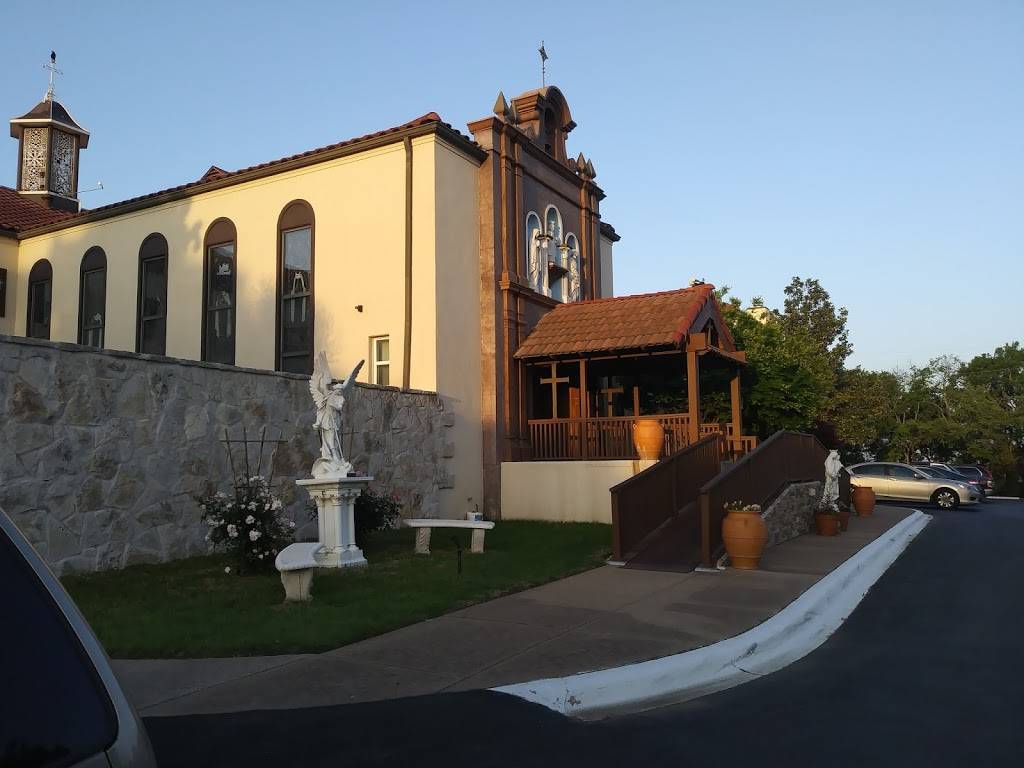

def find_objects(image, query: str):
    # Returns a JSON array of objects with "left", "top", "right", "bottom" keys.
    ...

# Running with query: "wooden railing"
[
  {"left": 527, "top": 414, "right": 757, "bottom": 461},
  {"left": 699, "top": 431, "right": 827, "bottom": 567},
  {"left": 609, "top": 434, "right": 724, "bottom": 561}
]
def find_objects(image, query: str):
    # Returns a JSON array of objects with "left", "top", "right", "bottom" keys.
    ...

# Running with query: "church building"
[{"left": 1, "top": 67, "right": 753, "bottom": 520}]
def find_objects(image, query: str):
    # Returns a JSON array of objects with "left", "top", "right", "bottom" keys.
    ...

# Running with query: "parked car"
[
  {"left": 0, "top": 508, "right": 158, "bottom": 768},
  {"left": 912, "top": 462, "right": 987, "bottom": 497},
  {"left": 848, "top": 462, "right": 981, "bottom": 509},
  {"left": 952, "top": 465, "right": 994, "bottom": 495}
]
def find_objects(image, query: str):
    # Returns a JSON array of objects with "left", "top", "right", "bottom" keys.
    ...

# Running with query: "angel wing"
[
  {"left": 340, "top": 359, "right": 365, "bottom": 395},
  {"left": 309, "top": 351, "right": 333, "bottom": 409}
]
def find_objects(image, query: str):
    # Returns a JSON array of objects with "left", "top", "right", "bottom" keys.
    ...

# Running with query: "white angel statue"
[
  {"left": 309, "top": 352, "right": 364, "bottom": 478},
  {"left": 821, "top": 449, "right": 844, "bottom": 512}
]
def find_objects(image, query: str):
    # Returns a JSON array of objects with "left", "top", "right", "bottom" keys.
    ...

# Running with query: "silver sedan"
[{"left": 848, "top": 461, "right": 981, "bottom": 509}]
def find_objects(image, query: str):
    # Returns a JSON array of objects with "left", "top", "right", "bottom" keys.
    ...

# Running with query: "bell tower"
[{"left": 9, "top": 52, "right": 90, "bottom": 212}]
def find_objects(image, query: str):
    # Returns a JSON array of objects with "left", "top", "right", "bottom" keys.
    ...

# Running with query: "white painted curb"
[{"left": 494, "top": 510, "right": 931, "bottom": 719}]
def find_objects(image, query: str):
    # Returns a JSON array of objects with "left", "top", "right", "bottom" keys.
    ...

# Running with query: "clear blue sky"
[{"left": 3, "top": 1, "right": 1021, "bottom": 370}]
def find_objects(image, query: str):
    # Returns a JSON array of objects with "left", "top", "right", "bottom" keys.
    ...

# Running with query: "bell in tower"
[{"left": 9, "top": 52, "right": 90, "bottom": 213}]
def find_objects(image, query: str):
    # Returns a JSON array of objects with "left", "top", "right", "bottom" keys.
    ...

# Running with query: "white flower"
[
  {"left": 248, "top": 502, "right": 258, "bottom": 511},
  {"left": 245, "top": 515, "right": 255, "bottom": 525},
  {"left": 199, "top": 504, "right": 207, "bottom": 512},
  {"left": 258, "top": 553, "right": 265, "bottom": 559},
  {"left": 272, "top": 499, "right": 283, "bottom": 510},
  {"left": 224, "top": 566, "right": 231, "bottom": 573},
  {"left": 227, "top": 524, "right": 238, "bottom": 538},
  {"left": 249, "top": 529, "right": 262, "bottom": 541},
  {"left": 205, "top": 532, "right": 211, "bottom": 541}
]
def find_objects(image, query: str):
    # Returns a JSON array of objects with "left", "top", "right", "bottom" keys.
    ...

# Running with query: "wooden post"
[
  {"left": 730, "top": 371, "right": 743, "bottom": 457},
  {"left": 579, "top": 358, "right": 589, "bottom": 458},
  {"left": 686, "top": 350, "right": 701, "bottom": 445}
]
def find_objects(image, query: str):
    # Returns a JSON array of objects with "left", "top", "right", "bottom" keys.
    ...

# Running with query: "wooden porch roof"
[{"left": 514, "top": 283, "right": 739, "bottom": 360}]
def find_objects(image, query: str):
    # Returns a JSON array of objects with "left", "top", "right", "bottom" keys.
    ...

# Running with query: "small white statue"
[
  {"left": 309, "top": 352, "right": 364, "bottom": 478},
  {"left": 822, "top": 449, "right": 843, "bottom": 512},
  {"left": 568, "top": 253, "right": 581, "bottom": 302}
]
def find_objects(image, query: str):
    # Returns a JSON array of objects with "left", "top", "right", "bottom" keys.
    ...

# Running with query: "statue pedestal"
[{"left": 297, "top": 475, "right": 372, "bottom": 568}]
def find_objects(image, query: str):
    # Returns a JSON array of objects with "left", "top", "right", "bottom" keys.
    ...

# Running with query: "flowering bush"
[
  {"left": 199, "top": 476, "right": 295, "bottom": 573},
  {"left": 724, "top": 501, "right": 762, "bottom": 513}
]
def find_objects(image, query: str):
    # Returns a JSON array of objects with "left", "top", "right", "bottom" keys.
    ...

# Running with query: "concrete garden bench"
[
  {"left": 403, "top": 518, "right": 495, "bottom": 555},
  {"left": 274, "top": 542, "right": 323, "bottom": 602}
]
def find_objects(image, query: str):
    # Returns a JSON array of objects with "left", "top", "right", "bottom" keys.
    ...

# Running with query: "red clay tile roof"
[
  {"left": 514, "top": 284, "right": 727, "bottom": 359},
  {"left": 0, "top": 186, "right": 79, "bottom": 233},
  {"left": 13, "top": 112, "right": 477, "bottom": 237}
]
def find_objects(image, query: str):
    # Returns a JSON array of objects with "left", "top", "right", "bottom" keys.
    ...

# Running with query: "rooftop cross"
[
  {"left": 43, "top": 50, "right": 63, "bottom": 101},
  {"left": 538, "top": 41, "right": 548, "bottom": 87}
]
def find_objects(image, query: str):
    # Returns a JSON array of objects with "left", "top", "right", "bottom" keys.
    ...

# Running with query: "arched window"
[
  {"left": 544, "top": 205, "right": 562, "bottom": 242},
  {"left": 565, "top": 234, "right": 580, "bottom": 303},
  {"left": 137, "top": 233, "right": 168, "bottom": 355},
  {"left": 525, "top": 212, "right": 541, "bottom": 293},
  {"left": 26, "top": 259, "right": 53, "bottom": 340},
  {"left": 78, "top": 247, "right": 106, "bottom": 347},
  {"left": 202, "top": 219, "right": 237, "bottom": 365},
  {"left": 277, "top": 201, "right": 314, "bottom": 374}
]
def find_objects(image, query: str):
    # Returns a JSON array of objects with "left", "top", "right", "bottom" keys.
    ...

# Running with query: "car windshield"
[{"left": 916, "top": 467, "right": 942, "bottom": 478}]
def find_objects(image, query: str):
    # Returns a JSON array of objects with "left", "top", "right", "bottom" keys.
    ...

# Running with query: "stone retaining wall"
[
  {"left": 0, "top": 335, "right": 452, "bottom": 574},
  {"left": 763, "top": 481, "right": 823, "bottom": 547}
]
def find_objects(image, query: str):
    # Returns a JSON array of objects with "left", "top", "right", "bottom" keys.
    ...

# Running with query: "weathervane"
[
  {"left": 539, "top": 41, "right": 548, "bottom": 87},
  {"left": 43, "top": 51, "right": 62, "bottom": 101}
]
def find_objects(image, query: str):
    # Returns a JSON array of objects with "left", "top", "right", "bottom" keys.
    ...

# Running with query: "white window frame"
[{"left": 371, "top": 335, "right": 391, "bottom": 386}]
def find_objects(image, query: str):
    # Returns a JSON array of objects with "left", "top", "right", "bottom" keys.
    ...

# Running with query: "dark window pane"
[
  {"left": 279, "top": 226, "right": 312, "bottom": 374},
  {"left": 140, "top": 317, "right": 166, "bottom": 355},
  {"left": 28, "top": 280, "right": 51, "bottom": 339},
  {"left": 141, "top": 258, "right": 166, "bottom": 320},
  {"left": 280, "top": 354, "right": 311, "bottom": 375},
  {"left": 890, "top": 465, "right": 916, "bottom": 478},
  {"left": 205, "top": 243, "right": 235, "bottom": 364},
  {"left": 376, "top": 365, "right": 390, "bottom": 386},
  {"left": 81, "top": 268, "right": 105, "bottom": 348},
  {"left": 0, "top": 529, "right": 117, "bottom": 766}
]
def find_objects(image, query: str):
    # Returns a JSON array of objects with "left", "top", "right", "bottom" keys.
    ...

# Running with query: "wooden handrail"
[{"left": 699, "top": 431, "right": 827, "bottom": 567}]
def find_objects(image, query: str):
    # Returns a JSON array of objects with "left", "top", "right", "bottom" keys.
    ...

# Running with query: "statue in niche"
[
  {"left": 568, "top": 252, "right": 581, "bottom": 302},
  {"left": 528, "top": 232, "right": 542, "bottom": 292},
  {"left": 309, "top": 353, "right": 364, "bottom": 478}
]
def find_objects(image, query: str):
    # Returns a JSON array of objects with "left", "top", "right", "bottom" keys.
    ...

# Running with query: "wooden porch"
[{"left": 528, "top": 414, "right": 757, "bottom": 461}]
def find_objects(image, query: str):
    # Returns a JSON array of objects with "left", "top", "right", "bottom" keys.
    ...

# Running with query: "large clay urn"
[
  {"left": 633, "top": 418, "right": 665, "bottom": 460},
  {"left": 722, "top": 505, "right": 768, "bottom": 570},
  {"left": 852, "top": 486, "right": 876, "bottom": 516}
]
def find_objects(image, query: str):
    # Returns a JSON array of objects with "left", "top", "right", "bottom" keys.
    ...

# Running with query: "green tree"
[{"left": 780, "top": 277, "right": 853, "bottom": 375}]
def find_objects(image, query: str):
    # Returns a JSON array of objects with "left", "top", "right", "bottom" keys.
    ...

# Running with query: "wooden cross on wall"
[
  {"left": 540, "top": 362, "right": 570, "bottom": 417},
  {"left": 599, "top": 385, "right": 623, "bottom": 417}
]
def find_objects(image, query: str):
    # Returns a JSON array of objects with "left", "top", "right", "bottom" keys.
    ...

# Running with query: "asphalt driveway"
[{"left": 146, "top": 499, "right": 1024, "bottom": 767}]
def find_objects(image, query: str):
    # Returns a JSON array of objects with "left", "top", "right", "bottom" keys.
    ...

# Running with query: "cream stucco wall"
[
  {"left": 599, "top": 233, "right": 615, "bottom": 298},
  {"left": 13, "top": 133, "right": 485, "bottom": 518},
  {"left": 433, "top": 140, "right": 484, "bottom": 517},
  {"left": 500, "top": 460, "right": 640, "bottom": 524},
  {"left": 0, "top": 236, "right": 17, "bottom": 336}
]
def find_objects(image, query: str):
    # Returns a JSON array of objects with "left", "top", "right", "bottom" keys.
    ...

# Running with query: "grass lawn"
[{"left": 62, "top": 521, "right": 611, "bottom": 659}]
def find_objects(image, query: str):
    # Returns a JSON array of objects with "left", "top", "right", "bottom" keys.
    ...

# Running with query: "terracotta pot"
[
  {"left": 852, "top": 486, "right": 876, "bottom": 516},
  {"left": 836, "top": 509, "right": 850, "bottom": 532},
  {"left": 722, "top": 508, "right": 768, "bottom": 570},
  {"left": 815, "top": 513, "right": 840, "bottom": 536},
  {"left": 633, "top": 418, "right": 665, "bottom": 460}
]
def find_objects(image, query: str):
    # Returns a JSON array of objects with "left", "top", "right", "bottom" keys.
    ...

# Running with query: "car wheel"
[{"left": 932, "top": 488, "right": 960, "bottom": 510}]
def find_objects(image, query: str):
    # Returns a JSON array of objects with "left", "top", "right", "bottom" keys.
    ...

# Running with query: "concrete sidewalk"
[{"left": 115, "top": 506, "right": 912, "bottom": 717}]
